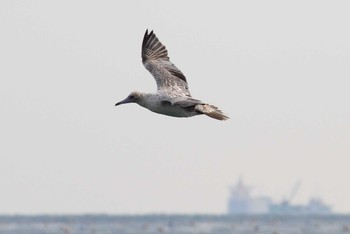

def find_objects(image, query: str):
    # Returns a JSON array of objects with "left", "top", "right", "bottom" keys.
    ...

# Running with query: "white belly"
[{"left": 139, "top": 99, "right": 197, "bottom": 118}]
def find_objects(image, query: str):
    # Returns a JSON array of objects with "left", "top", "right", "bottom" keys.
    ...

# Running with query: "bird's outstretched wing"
[{"left": 142, "top": 30, "right": 191, "bottom": 97}]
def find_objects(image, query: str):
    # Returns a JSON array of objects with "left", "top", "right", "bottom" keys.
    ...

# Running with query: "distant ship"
[{"left": 228, "top": 178, "right": 332, "bottom": 215}]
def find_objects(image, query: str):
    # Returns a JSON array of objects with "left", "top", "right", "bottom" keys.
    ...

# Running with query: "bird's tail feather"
[{"left": 195, "top": 104, "right": 229, "bottom": 121}]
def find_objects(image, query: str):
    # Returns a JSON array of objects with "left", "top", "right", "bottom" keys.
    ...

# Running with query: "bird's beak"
[{"left": 115, "top": 97, "right": 133, "bottom": 106}]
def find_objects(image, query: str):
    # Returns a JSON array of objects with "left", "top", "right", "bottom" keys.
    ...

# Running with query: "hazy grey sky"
[{"left": 1, "top": 0, "right": 350, "bottom": 214}]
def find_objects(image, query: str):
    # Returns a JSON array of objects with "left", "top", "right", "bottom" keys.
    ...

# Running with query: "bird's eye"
[{"left": 129, "top": 95, "right": 134, "bottom": 99}]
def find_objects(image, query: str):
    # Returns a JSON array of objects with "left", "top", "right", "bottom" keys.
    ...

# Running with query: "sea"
[{"left": 0, "top": 214, "right": 349, "bottom": 234}]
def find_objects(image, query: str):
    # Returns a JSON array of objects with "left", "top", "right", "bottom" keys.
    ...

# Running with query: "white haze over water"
[{"left": 1, "top": 0, "right": 350, "bottom": 214}]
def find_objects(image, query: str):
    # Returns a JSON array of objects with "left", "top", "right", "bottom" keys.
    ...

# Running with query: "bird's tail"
[{"left": 195, "top": 104, "right": 229, "bottom": 121}]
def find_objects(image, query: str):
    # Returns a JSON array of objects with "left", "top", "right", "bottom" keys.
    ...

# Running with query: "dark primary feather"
[
  {"left": 142, "top": 30, "right": 187, "bottom": 83},
  {"left": 142, "top": 30, "right": 169, "bottom": 62}
]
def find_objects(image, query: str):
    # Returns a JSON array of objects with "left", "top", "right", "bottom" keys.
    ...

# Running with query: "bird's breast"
[{"left": 139, "top": 98, "right": 196, "bottom": 118}]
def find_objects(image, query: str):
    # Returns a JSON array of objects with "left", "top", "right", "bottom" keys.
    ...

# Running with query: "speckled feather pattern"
[{"left": 144, "top": 60, "right": 190, "bottom": 98}]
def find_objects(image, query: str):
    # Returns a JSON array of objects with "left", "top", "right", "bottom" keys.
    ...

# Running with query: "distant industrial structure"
[{"left": 228, "top": 178, "right": 332, "bottom": 215}]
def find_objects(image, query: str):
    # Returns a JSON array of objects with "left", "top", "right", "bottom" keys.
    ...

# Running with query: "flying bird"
[{"left": 115, "top": 30, "right": 229, "bottom": 121}]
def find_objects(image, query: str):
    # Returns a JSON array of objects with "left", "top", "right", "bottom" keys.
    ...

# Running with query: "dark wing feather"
[
  {"left": 142, "top": 30, "right": 169, "bottom": 63},
  {"left": 141, "top": 30, "right": 190, "bottom": 96}
]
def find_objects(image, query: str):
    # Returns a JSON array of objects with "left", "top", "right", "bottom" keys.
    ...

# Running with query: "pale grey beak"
[{"left": 115, "top": 97, "right": 133, "bottom": 106}]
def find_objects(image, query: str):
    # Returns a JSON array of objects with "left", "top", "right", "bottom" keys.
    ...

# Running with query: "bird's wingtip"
[{"left": 144, "top": 29, "right": 154, "bottom": 36}]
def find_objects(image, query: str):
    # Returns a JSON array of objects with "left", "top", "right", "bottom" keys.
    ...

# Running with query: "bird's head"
[{"left": 115, "top": 91, "right": 143, "bottom": 106}]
